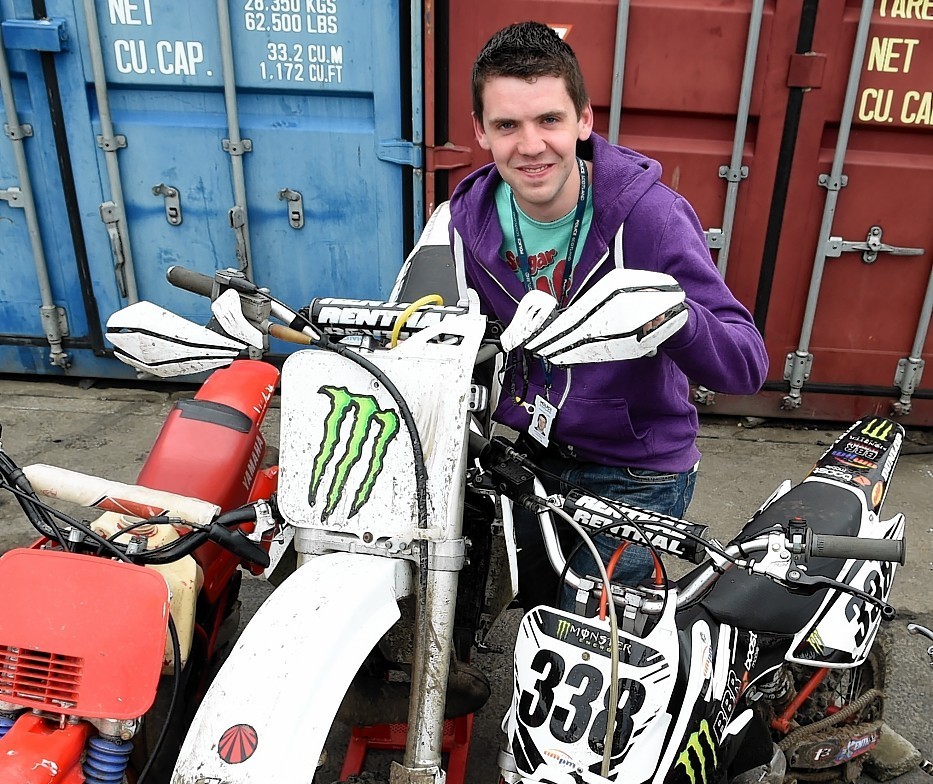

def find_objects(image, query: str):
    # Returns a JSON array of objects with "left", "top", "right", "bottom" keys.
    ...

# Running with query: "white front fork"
[{"left": 397, "top": 566, "right": 460, "bottom": 783}]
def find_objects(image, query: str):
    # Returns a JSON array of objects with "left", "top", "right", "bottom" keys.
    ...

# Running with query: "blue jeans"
[{"left": 513, "top": 454, "right": 698, "bottom": 611}]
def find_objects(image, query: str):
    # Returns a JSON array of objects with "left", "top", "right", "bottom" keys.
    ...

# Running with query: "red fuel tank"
[{"left": 136, "top": 360, "right": 280, "bottom": 512}]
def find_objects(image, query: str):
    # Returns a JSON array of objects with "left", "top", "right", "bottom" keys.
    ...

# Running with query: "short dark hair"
[{"left": 472, "top": 21, "right": 590, "bottom": 120}]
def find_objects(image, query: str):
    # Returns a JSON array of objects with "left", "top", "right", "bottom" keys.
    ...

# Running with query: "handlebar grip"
[
  {"left": 166, "top": 265, "right": 215, "bottom": 297},
  {"left": 809, "top": 534, "right": 906, "bottom": 565},
  {"left": 208, "top": 524, "right": 271, "bottom": 569}
]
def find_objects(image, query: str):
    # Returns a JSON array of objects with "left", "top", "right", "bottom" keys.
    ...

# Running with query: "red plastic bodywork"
[
  {"left": 135, "top": 360, "right": 281, "bottom": 602},
  {"left": 0, "top": 714, "right": 90, "bottom": 783},
  {"left": 0, "top": 549, "right": 169, "bottom": 719}
]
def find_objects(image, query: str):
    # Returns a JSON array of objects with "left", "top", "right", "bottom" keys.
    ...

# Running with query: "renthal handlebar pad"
[
  {"left": 809, "top": 533, "right": 906, "bottom": 564},
  {"left": 305, "top": 298, "right": 468, "bottom": 338}
]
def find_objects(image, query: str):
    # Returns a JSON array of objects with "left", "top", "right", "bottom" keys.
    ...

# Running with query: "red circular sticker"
[
  {"left": 871, "top": 481, "right": 884, "bottom": 508},
  {"left": 218, "top": 723, "right": 259, "bottom": 764}
]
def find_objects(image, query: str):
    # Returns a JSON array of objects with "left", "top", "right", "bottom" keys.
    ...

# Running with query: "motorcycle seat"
[{"left": 696, "top": 480, "right": 863, "bottom": 635}]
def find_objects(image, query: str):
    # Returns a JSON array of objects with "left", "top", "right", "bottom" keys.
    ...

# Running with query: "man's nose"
[{"left": 516, "top": 127, "right": 546, "bottom": 156}]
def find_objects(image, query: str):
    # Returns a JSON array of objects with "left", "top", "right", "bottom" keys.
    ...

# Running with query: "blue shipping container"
[{"left": 0, "top": 0, "right": 422, "bottom": 377}]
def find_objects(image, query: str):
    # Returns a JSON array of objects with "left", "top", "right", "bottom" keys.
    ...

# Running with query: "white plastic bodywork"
[
  {"left": 786, "top": 479, "right": 905, "bottom": 668},
  {"left": 106, "top": 300, "right": 245, "bottom": 377},
  {"left": 501, "top": 268, "right": 688, "bottom": 364},
  {"left": 171, "top": 551, "right": 412, "bottom": 783}
]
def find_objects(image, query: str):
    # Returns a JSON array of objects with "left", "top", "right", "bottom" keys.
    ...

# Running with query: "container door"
[
  {"left": 0, "top": 5, "right": 110, "bottom": 375},
  {"left": 1, "top": 0, "right": 418, "bottom": 377},
  {"left": 758, "top": 0, "right": 932, "bottom": 420}
]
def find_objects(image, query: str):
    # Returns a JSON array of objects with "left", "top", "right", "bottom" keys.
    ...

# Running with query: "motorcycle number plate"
[{"left": 509, "top": 606, "right": 677, "bottom": 782}]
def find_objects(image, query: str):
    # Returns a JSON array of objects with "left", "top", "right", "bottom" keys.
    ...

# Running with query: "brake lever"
[
  {"left": 749, "top": 531, "right": 896, "bottom": 620},
  {"left": 784, "top": 560, "right": 897, "bottom": 620}
]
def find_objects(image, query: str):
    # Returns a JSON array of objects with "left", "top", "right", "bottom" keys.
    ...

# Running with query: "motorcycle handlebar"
[
  {"left": 809, "top": 533, "right": 906, "bottom": 565},
  {"left": 166, "top": 265, "right": 215, "bottom": 297}
]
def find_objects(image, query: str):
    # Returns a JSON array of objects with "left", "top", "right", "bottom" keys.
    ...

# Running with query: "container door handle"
[{"left": 825, "top": 225, "right": 925, "bottom": 264}]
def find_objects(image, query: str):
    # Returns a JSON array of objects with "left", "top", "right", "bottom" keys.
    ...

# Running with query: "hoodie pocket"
[{"left": 554, "top": 395, "right": 653, "bottom": 463}]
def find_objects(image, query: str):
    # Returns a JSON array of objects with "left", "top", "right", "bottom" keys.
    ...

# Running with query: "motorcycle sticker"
[
  {"left": 510, "top": 606, "right": 679, "bottom": 782},
  {"left": 674, "top": 719, "right": 718, "bottom": 784},
  {"left": 217, "top": 723, "right": 259, "bottom": 764},
  {"left": 308, "top": 385, "right": 400, "bottom": 519}
]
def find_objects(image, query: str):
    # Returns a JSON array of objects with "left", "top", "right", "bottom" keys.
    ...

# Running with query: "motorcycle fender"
[{"left": 171, "top": 552, "right": 412, "bottom": 783}]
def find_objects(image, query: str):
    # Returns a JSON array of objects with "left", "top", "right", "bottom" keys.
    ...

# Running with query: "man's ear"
[
  {"left": 472, "top": 112, "right": 491, "bottom": 151},
  {"left": 578, "top": 102, "right": 594, "bottom": 141}
]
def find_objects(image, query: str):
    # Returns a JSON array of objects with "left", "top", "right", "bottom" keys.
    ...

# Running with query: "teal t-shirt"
[{"left": 495, "top": 179, "right": 594, "bottom": 302}]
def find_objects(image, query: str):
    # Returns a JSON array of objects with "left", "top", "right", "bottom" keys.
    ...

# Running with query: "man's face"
[{"left": 473, "top": 75, "right": 593, "bottom": 223}]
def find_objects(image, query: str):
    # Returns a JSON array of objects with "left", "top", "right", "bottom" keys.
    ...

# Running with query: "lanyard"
[
  {"left": 508, "top": 157, "right": 589, "bottom": 394},
  {"left": 508, "top": 156, "right": 589, "bottom": 307}
]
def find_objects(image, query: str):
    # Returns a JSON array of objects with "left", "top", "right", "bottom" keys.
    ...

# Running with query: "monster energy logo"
[
  {"left": 308, "top": 385, "right": 400, "bottom": 519},
  {"left": 861, "top": 419, "right": 893, "bottom": 441},
  {"left": 555, "top": 619, "right": 571, "bottom": 641},
  {"left": 675, "top": 720, "right": 718, "bottom": 784},
  {"left": 807, "top": 629, "right": 825, "bottom": 655}
]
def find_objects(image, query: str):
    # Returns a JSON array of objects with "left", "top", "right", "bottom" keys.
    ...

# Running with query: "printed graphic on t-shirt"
[
  {"left": 495, "top": 179, "right": 593, "bottom": 301},
  {"left": 503, "top": 248, "right": 567, "bottom": 298}
]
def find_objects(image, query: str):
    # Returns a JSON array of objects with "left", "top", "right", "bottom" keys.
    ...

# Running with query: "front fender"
[{"left": 171, "top": 552, "right": 412, "bottom": 783}]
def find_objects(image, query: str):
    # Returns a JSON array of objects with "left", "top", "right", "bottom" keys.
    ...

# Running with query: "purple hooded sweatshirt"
[{"left": 448, "top": 133, "right": 769, "bottom": 473}]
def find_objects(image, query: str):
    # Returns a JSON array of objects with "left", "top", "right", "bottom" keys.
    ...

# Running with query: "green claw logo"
[
  {"left": 861, "top": 419, "right": 893, "bottom": 441},
  {"left": 675, "top": 720, "right": 718, "bottom": 784},
  {"left": 308, "top": 385, "right": 400, "bottom": 519}
]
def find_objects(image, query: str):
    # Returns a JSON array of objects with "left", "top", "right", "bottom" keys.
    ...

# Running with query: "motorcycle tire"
[{"left": 779, "top": 630, "right": 888, "bottom": 783}]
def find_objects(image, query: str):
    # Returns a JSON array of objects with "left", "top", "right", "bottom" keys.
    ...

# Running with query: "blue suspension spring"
[
  {"left": 82, "top": 737, "right": 133, "bottom": 784},
  {"left": 0, "top": 715, "right": 15, "bottom": 739}
]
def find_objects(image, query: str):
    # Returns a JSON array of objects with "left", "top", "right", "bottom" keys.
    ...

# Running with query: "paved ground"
[{"left": 0, "top": 375, "right": 930, "bottom": 783}]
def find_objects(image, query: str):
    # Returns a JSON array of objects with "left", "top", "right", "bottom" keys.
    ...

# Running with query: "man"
[{"left": 447, "top": 21, "right": 769, "bottom": 609}]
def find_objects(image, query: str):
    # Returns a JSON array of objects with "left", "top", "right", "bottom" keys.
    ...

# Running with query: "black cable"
[
  {"left": 136, "top": 616, "right": 182, "bottom": 784},
  {"left": 0, "top": 454, "right": 66, "bottom": 547},
  {"left": 0, "top": 480, "right": 131, "bottom": 562}
]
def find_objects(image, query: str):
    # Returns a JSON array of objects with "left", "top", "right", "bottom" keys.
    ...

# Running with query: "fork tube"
[{"left": 404, "top": 568, "right": 460, "bottom": 771}]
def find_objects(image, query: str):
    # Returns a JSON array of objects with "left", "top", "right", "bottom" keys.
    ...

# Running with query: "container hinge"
[
  {"left": 228, "top": 205, "right": 250, "bottom": 273},
  {"left": 426, "top": 143, "right": 473, "bottom": 172},
  {"left": 377, "top": 139, "right": 423, "bottom": 168},
  {"left": 818, "top": 173, "right": 847, "bottom": 192},
  {"left": 782, "top": 351, "right": 813, "bottom": 409},
  {"left": 0, "top": 17, "right": 68, "bottom": 52},
  {"left": 705, "top": 228, "right": 724, "bottom": 249},
  {"left": 96, "top": 134, "right": 127, "bottom": 152},
  {"left": 718, "top": 164, "right": 748, "bottom": 183},
  {"left": 0, "top": 187, "right": 24, "bottom": 208},
  {"left": 222, "top": 138, "right": 253, "bottom": 156},
  {"left": 152, "top": 183, "right": 182, "bottom": 226},
  {"left": 3, "top": 122, "right": 33, "bottom": 141},
  {"left": 892, "top": 357, "right": 925, "bottom": 416},
  {"left": 277, "top": 188, "right": 304, "bottom": 229},
  {"left": 99, "top": 201, "right": 128, "bottom": 297},
  {"left": 39, "top": 305, "right": 70, "bottom": 369},
  {"left": 825, "top": 225, "right": 925, "bottom": 264}
]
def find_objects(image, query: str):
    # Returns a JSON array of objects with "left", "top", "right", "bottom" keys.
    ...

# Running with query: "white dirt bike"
[{"left": 102, "top": 212, "right": 906, "bottom": 784}]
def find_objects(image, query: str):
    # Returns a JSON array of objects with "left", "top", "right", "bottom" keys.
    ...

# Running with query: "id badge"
[{"left": 527, "top": 394, "right": 558, "bottom": 447}]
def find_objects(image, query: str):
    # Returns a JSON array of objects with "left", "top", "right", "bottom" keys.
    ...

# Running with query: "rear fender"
[{"left": 171, "top": 552, "right": 412, "bottom": 783}]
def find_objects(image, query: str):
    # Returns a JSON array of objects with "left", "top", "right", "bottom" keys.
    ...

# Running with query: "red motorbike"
[{"left": 0, "top": 359, "right": 280, "bottom": 783}]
